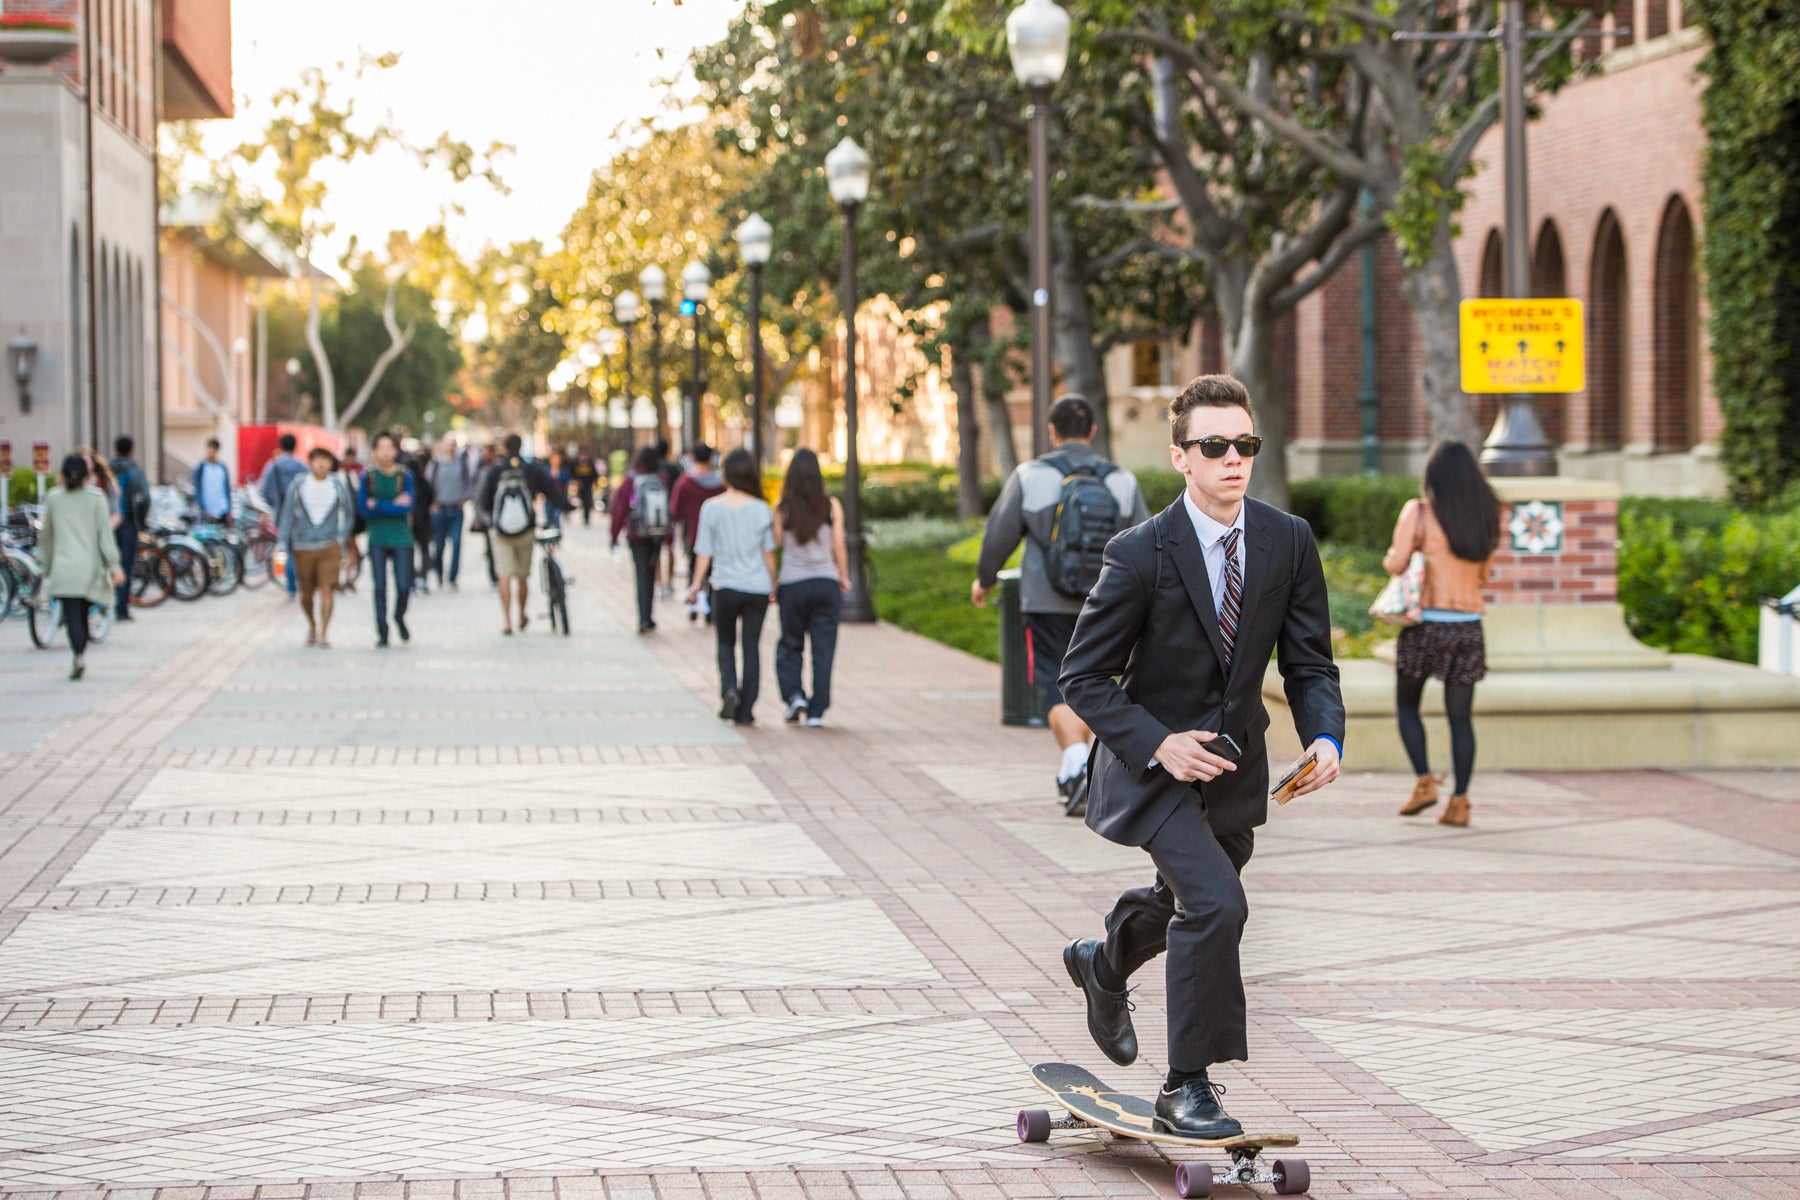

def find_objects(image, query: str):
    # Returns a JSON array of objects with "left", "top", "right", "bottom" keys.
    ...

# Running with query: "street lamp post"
[
  {"left": 1008, "top": 0, "right": 1070, "bottom": 458},
  {"left": 681, "top": 261, "right": 712, "bottom": 449},
  {"left": 616, "top": 290, "right": 640, "bottom": 449},
  {"left": 826, "top": 135, "right": 876, "bottom": 624},
  {"left": 638, "top": 266, "right": 667, "bottom": 444},
  {"left": 596, "top": 327, "right": 622, "bottom": 452},
  {"left": 736, "top": 213, "right": 773, "bottom": 470}
]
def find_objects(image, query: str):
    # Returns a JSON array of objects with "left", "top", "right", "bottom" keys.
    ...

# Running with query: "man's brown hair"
[{"left": 1168, "top": 374, "right": 1254, "bottom": 444}]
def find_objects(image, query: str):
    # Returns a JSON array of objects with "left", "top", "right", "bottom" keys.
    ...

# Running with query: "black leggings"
[
  {"left": 62, "top": 598, "right": 91, "bottom": 658},
  {"left": 1396, "top": 672, "right": 1476, "bottom": 796}
]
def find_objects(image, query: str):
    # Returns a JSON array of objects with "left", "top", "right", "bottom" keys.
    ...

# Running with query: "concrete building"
[{"left": 0, "top": 0, "right": 231, "bottom": 479}]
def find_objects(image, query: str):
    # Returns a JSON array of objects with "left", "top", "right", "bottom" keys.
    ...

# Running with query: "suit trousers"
[{"left": 1101, "top": 796, "right": 1255, "bottom": 1073}]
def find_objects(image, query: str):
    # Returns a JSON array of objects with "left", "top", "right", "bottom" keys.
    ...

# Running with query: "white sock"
[{"left": 1057, "top": 741, "right": 1090, "bottom": 784}]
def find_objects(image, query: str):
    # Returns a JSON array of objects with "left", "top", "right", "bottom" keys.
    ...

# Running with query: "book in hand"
[{"left": 1269, "top": 747, "right": 1319, "bottom": 806}]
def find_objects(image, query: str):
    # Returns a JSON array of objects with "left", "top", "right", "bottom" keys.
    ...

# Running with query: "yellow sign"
[{"left": 1460, "top": 298, "right": 1585, "bottom": 394}]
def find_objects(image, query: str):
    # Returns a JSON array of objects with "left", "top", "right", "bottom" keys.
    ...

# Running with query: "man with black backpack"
[
  {"left": 973, "top": 396, "right": 1150, "bottom": 816},
  {"left": 477, "top": 433, "right": 572, "bottom": 635}
]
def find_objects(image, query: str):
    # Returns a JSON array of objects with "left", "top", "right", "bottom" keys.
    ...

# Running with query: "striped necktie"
[{"left": 1219, "top": 528, "right": 1243, "bottom": 671}]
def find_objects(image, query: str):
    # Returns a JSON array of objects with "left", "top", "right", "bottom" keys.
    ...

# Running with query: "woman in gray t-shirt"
[{"left": 688, "top": 449, "right": 777, "bottom": 726}]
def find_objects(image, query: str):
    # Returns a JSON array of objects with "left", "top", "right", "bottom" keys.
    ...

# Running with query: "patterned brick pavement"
[{"left": 1, "top": 523, "right": 1796, "bottom": 1199}]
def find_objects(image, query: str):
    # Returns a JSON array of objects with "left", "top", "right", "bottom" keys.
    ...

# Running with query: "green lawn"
[{"left": 867, "top": 517, "right": 1389, "bottom": 662}]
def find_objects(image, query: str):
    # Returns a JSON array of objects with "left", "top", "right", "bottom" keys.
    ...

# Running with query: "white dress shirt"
[{"left": 1183, "top": 490, "right": 1246, "bottom": 616}]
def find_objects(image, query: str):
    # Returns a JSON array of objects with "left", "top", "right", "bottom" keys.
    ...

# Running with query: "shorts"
[
  {"left": 1025, "top": 611, "right": 1079, "bottom": 710},
  {"left": 1396, "top": 619, "right": 1487, "bottom": 686},
  {"left": 491, "top": 530, "right": 536, "bottom": 579},
  {"left": 292, "top": 546, "right": 341, "bottom": 595}
]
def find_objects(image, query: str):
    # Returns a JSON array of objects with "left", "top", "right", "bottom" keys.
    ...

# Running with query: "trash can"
[
  {"left": 1000, "top": 568, "right": 1050, "bottom": 727},
  {"left": 1759, "top": 583, "right": 1800, "bottom": 676}
]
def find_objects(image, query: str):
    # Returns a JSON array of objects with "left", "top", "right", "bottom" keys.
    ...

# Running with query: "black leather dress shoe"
[
  {"left": 1154, "top": 1075, "right": 1244, "bottom": 1140},
  {"left": 1061, "top": 763, "right": 1090, "bottom": 818},
  {"left": 1063, "top": 939, "right": 1137, "bottom": 1066}
]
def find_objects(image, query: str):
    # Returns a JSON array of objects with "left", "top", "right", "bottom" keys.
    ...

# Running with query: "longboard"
[{"left": 1018, "top": 1062, "right": 1310, "bottom": 1197}]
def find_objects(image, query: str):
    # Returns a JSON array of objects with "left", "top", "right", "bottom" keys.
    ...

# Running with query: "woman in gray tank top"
[{"left": 773, "top": 449, "right": 850, "bottom": 726}]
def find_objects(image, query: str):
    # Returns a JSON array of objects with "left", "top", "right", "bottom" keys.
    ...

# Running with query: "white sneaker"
[
  {"left": 784, "top": 694, "right": 809, "bottom": 724},
  {"left": 805, "top": 716, "right": 824, "bottom": 728}
]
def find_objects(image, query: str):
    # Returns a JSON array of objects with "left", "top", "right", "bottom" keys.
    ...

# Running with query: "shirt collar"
[{"left": 1182, "top": 489, "right": 1245, "bottom": 550}]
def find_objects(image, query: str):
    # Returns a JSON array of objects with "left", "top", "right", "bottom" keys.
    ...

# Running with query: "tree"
[
  {"left": 545, "top": 116, "right": 769, "bottom": 444},
  {"left": 310, "top": 261, "right": 463, "bottom": 435},
  {"left": 1109, "top": 0, "right": 1589, "bottom": 448},
  {"left": 695, "top": 0, "right": 1205, "bottom": 466},
  {"left": 225, "top": 53, "right": 508, "bottom": 430}
]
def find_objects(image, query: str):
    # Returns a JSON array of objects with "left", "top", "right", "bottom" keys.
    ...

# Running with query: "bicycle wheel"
[
  {"left": 130, "top": 546, "right": 175, "bottom": 608},
  {"left": 4, "top": 549, "right": 42, "bottom": 614},
  {"left": 205, "top": 542, "right": 241, "bottom": 596},
  {"left": 165, "top": 543, "right": 212, "bottom": 601},
  {"left": 28, "top": 598, "right": 61, "bottom": 649},
  {"left": 238, "top": 535, "right": 272, "bottom": 589},
  {"left": 87, "top": 604, "right": 114, "bottom": 645},
  {"left": 0, "top": 559, "right": 14, "bottom": 622}
]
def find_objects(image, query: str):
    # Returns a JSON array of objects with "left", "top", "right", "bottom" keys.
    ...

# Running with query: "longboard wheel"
[
  {"left": 1272, "top": 1158, "right": 1310, "bottom": 1194},
  {"left": 1017, "top": 1108, "right": 1053, "bottom": 1143},
  {"left": 1174, "top": 1162, "right": 1212, "bottom": 1198}
]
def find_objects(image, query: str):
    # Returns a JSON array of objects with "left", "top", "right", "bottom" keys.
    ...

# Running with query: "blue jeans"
[
  {"left": 429, "top": 507, "right": 463, "bottom": 584},
  {"left": 368, "top": 544, "right": 413, "bottom": 639},
  {"left": 285, "top": 545, "right": 298, "bottom": 596}
]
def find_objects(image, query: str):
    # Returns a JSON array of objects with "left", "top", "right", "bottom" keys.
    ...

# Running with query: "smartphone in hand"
[
  {"left": 1211, "top": 732, "right": 1244, "bottom": 762},
  {"left": 1270, "top": 748, "right": 1319, "bottom": 805}
]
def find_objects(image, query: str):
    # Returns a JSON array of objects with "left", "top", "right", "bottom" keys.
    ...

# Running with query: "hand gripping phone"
[{"left": 1210, "top": 732, "right": 1244, "bottom": 762}]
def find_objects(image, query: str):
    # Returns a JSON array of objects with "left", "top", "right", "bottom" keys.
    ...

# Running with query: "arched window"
[
  {"left": 1476, "top": 230, "right": 1506, "bottom": 434},
  {"left": 1586, "top": 210, "right": 1629, "bottom": 452},
  {"left": 1478, "top": 230, "right": 1505, "bottom": 298},
  {"left": 1653, "top": 197, "right": 1698, "bottom": 451},
  {"left": 1531, "top": 221, "right": 1568, "bottom": 444}
]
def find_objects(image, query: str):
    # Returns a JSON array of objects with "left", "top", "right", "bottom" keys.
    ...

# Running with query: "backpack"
[
  {"left": 1042, "top": 453, "right": 1124, "bottom": 599},
  {"left": 492, "top": 463, "right": 534, "bottom": 537},
  {"left": 629, "top": 472, "right": 671, "bottom": 540}
]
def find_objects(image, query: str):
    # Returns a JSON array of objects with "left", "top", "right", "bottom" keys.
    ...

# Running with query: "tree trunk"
[
  {"left": 1400, "top": 223, "right": 1481, "bottom": 449},
  {"left": 1052, "top": 236, "right": 1113, "bottom": 457},
  {"left": 1226, "top": 299, "right": 1291, "bottom": 511},
  {"left": 306, "top": 263, "right": 338, "bottom": 431},
  {"left": 952, "top": 334, "right": 984, "bottom": 518},
  {"left": 972, "top": 321, "right": 1019, "bottom": 476}
]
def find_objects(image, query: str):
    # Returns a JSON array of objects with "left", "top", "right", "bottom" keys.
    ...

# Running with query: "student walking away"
[
  {"left": 1385, "top": 440, "right": 1502, "bottom": 828},
  {"left": 38, "top": 455, "right": 124, "bottom": 680},
  {"left": 109, "top": 435, "right": 151, "bottom": 621},
  {"left": 258, "top": 434, "right": 309, "bottom": 597},
  {"left": 357, "top": 431, "right": 417, "bottom": 647},
  {"left": 654, "top": 439, "right": 681, "bottom": 599},
  {"left": 611, "top": 445, "right": 674, "bottom": 634},
  {"left": 279, "top": 447, "right": 354, "bottom": 647},
  {"left": 687, "top": 450, "right": 777, "bottom": 726},
  {"left": 192, "top": 439, "right": 233, "bottom": 524},
  {"left": 477, "top": 433, "right": 573, "bottom": 635},
  {"left": 670, "top": 444, "right": 727, "bottom": 622},
  {"left": 974, "top": 395, "right": 1150, "bottom": 817},
  {"left": 426, "top": 437, "right": 474, "bottom": 588},
  {"left": 1057, "top": 374, "right": 1344, "bottom": 1138},
  {"left": 773, "top": 449, "right": 850, "bottom": 727},
  {"left": 572, "top": 453, "right": 599, "bottom": 526},
  {"left": 408, "top": 450, "right": 437, "bottom": 596}
]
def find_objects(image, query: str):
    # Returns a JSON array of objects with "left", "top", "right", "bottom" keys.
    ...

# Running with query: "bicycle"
[
  {"left": 29, "top": 596, "right": 114, "bottom": 650},
  {"left": 188, "top": 520, "right": 245, "bottom": 597},
  {"left": 128, "top": 534, "right": 176, "bottom": 608},
  {"left": 538, "top": 529, "right": 570, "bottom": 636},
  {"left": 2, "top": 507, "right": 46, "bottom": 622}
]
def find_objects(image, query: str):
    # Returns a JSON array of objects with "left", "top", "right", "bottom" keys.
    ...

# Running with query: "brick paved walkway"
[{"left": 1, "top": 522, "right": 1796, "bottom": 1199}]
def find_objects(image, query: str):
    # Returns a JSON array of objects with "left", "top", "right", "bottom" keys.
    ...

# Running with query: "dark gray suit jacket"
[{"left": 1059, "top": 497, "right": 1345, "bottom": 844}]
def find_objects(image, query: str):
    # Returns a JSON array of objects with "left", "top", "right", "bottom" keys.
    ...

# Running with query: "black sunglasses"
[{"left": 1178, "top": 435, "right": 1264, "bottom": 459}]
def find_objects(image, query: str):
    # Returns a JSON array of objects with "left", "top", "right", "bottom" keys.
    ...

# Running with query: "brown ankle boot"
[
  {"left": 1398, "top": 775, "right": 1440, "bottom": 816},
  {"left": 1439, "top": 794, "right": 1471, "bottom": 826}
]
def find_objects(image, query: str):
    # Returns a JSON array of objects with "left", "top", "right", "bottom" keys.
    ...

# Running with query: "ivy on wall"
[{"left": 1693, "top": 0, "right": 1800, "bottom": 508}]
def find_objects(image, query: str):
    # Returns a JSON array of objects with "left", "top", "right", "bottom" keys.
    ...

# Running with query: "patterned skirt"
[{"left": 1396, "top": 619, "right": 1487, "bottom": 686}]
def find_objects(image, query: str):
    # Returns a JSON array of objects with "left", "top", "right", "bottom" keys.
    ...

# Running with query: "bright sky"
[{"left": 205, "top": 0, "right": 740, "bottom": 264}]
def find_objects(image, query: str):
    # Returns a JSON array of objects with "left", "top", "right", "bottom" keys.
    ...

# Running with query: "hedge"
[
  {"left": 1694, "top": 0, "right": 1800, "bottom": 507},
  {"left": 1619, "top": 499, "right": 1800, "bottom": 663}
]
